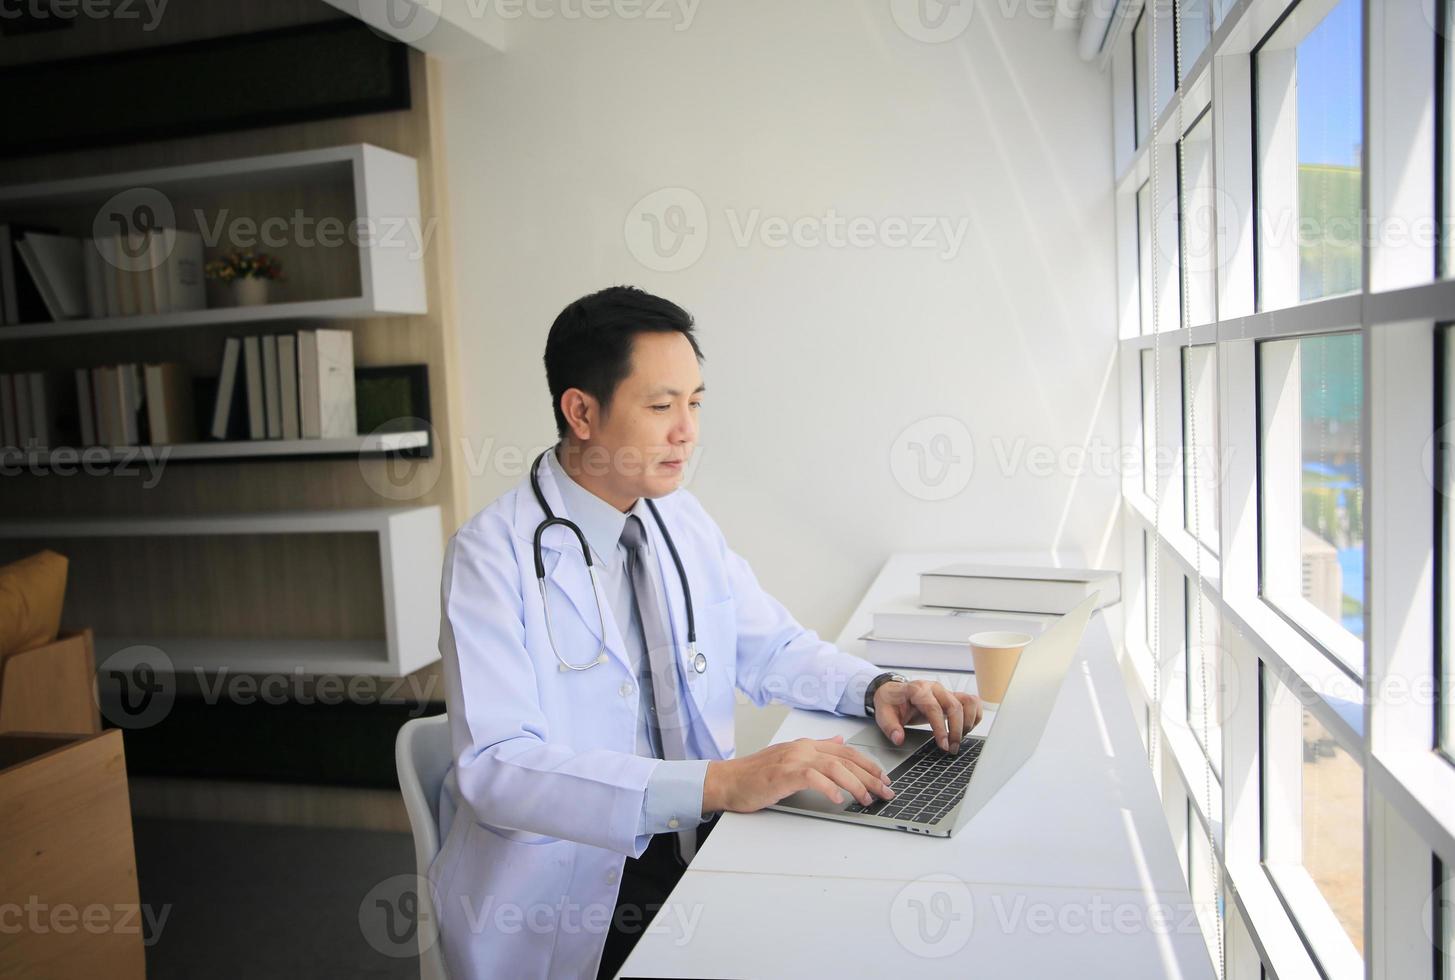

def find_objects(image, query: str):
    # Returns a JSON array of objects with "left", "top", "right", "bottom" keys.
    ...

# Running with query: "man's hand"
[
  {"left": 702, "top": 736, "right": 896, "bottom": 816},
  {"left": 873, "top": 679, "right": 984, "bottom": 754}
]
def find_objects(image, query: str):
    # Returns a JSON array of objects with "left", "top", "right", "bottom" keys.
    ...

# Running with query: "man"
[{"left": 433, "top": 286, "right": 983, "bottom": 979}]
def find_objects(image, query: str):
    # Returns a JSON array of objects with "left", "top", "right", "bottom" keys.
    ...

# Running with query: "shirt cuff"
[
  {"left": 835, "top": 665, "right": 889, "bottom": 717},
  {"left": 636, "top": 759, "right": 712, "bottom": 838}
]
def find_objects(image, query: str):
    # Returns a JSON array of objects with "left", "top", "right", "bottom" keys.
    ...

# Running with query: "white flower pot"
[{"left": 232, "top": 278, "right": 270, "bottom": 307}]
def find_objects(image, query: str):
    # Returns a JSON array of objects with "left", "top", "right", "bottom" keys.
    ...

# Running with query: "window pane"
[
  {"left": 1441, "top": 327, "right": 1455, "bottom": 756},
  {"left": 1143, "top": 349, "right": 1159, "bottom": 498},
  {"left": 1255, "top": 0, "right": 1363, "bottom": 310},
  {"left": 1183, "top": 345, "right": 1220, "bottom": 549},
  {"left": 1145, "top": 530, "right": 1158, "bottom": 649},
  {"left": 1262, "top": 670, "right": 1364, "bottom": 974},
  {"left": 1134, "top": 10, "right": 1151, "bottom": 148},
  {"left": 1179, "top": 112, "right": 1217, "bottom": 327},
  {"left": 1258, "top": 332, "right": 1365, "bottom": 671},
  {"left": 1444, "top": 0, "right": 1455, "bottom": 277},
  {"left": 1178, "top": 0, "right": 1212, "bottom": 81},
  {"left": 1139, "top": 181, "right": 1154, "bottom": 335},
  {"left": 1187, "top": 804, "right": 1224, "bottom": 967},
  {"left": 1186, "top": 579, "right": 1223, "bottom": 775}
]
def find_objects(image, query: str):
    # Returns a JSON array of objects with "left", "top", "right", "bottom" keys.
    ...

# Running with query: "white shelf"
[
  {"left": 0, "top": 297, "right": 387, "bottom": 342},
  {"left": 1, "top": 430, "right": 429, "bottom": 465},
  {"left": 0, "top": 143, "right": 427, "bottom": 340},
  {"left": 2, "top": 506, "right": 443, "bottom": 678}
]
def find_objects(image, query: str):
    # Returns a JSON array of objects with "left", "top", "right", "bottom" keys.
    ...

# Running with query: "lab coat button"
[
  {"left": 619, "top": 682, "right": 634, "bottom": 697},
  {"left": 667, "top": 817, "right": 680, "bottom": 829},
  {"left": 606, "top": 869, "right": 619, "bottom": 884}
]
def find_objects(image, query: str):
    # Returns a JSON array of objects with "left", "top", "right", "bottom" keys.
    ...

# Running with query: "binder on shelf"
[
  {"left": 209, "top": 338, "right": 243, "bottom": 441},
  {"left": 313, "top": 328, "right": 356, "bottom": 439},
  {"left": 277, "top": 334, "right": 300, "bottom": 440},
  {"left": 242, "top": 337, "right": 265, "bottom": 440},
  {"left": 262, "top": 335, "right": 281, "bottom": 439}
]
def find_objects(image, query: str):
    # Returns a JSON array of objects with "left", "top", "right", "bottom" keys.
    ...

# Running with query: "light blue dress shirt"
[{"left": 545, "top": 447, "right": 879, "bottom": 838}]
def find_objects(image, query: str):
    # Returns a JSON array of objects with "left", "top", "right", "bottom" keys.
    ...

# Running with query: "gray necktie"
[{"left": 620, "top": 514, "right": 697, "bottom": 863}]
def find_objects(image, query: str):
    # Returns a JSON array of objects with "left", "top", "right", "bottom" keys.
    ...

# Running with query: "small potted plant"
[{"left": 205, "top": 251, "right": 285, "bottom": 307}]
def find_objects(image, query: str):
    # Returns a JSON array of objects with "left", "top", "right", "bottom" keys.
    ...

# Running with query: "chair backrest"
[
  {"left": 395, "top": 712, "right": 453, "bottom": 980},
  {"left": 396, "top": 713, "right": 453, "bottom": 871}
]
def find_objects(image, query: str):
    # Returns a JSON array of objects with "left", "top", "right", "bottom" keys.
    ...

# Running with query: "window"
[
  {"left": 1145, "top": 530, "right": 1159, "bottom": 649},
  {"left": 1179, "top": 111, "right": 1217, "bottom": 328},
  {"left": 1142, "top": 348, "right": 1159, "bottom": 498},
  {"left": 1183, "top": 344, "right": 1220, "bottom": 549},
  {"left": 1186, "top": 578, "right": 1223, "bottom": 775},
  {"left": 1138, "top": 180, "right": 1154, "bottom": 334},
  {"left": 1262, "top": 668, "right": 1364, "bottom": 978},
  {"left": 1258, "top": 332, "right": 1365, "bottom": 672},
  {"left": 1441, "top": 326, "right": 1455, "bottom": 757},
  {"left": 1178, "top": 0, "right": 1212, "bottom": 82},
  {"left": 1134, "top": 10, "right": 1151, "bottom": 148},
  {"left": 1254, "top": 0, "right": 1363, "bottom": 310},
  {"left": 1444, "top": 0, "right": 1455, "bottom": 277},
  {"left": 1188, "top": 801, "right": 1224, "bottom": 966}
]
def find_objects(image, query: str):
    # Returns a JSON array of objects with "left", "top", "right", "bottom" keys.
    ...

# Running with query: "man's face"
[{"left": 570, "top": 331, "right": 703, "bottom": 503}]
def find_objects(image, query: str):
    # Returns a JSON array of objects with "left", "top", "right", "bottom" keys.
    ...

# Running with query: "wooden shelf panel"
[
  {"left": 94, "top": 636, "right": 394, "bottom": 677},
  {"left": 0, "top": 297, "right": 415, "bottom": 342}
]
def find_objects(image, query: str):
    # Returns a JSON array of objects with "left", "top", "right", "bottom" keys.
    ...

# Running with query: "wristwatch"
[{"left": 863, "top": 671, "right": 908, "bottom": 718}]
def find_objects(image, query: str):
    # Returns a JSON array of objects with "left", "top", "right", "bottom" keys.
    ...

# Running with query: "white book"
[
  {"left": 116, "top": 364, "right": 143, "bottom": 445},
  {"left": 277, "top": 334, "right": 299, "bottom": 440},
  {"left": 75, "top": 367, "right": 96, "bottom": 447},
  {"left": 82, "top": 239, "right": 107, "bottom": 319},
  {"left": 871, "top": 597, "right": 1050, "bottom": 644},
  {"left": 165, "top": 230, "right": 206, "bottom": 312},
  {"left": 262, "top": 335, "right": 281, "bottom": 439},
  {"left": 297, "top": 330, "right": 320, "bottom": 439},
  {"left": 210, "top": 337, "right": 242, "bottom": 440},
  {"left": 313, "top": 328, "right": 356, "bottom": 439},
  {"left": 17, "top": 234, "right": 86, "bottom": 320},
  {"left": 97, "top": 235, "right": 122, "bottom": 317},
  {"left": 0, "top": 374, "right": 16, "bottom": 448},
  {"left": 243, "top": 336, "right": 265, "bottom": 440},
  {"left": 147, "top": 231, "right": 172, "bottom": 314},
  {"left": 918, "top": 564, "right": 1121, "bottom": 615},
  {"left": 860, "top": 634, "right": 980, "bottom": 671}
]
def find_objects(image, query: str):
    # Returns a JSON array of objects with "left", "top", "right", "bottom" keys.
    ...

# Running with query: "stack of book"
[
  {"left": 0, "top": 224, "right": 206, "bottom": 325},
  {"left": 0, "top": 364, "right": 194, "bottom": 449},
  {"left": 861, "top": 564, "right": 1120, "bottom": 669},
  {"left": 209, "top": 329, "right": 356, "bottom": 442}
]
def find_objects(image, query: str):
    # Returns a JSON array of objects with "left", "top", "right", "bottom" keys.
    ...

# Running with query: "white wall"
[{"left": 437, "top": 0, "right": 1123, "bottom": 747}]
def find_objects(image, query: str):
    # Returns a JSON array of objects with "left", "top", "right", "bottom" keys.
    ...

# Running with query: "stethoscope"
[{"left": 530, "top": 449, "right": 707, "bottom": 676}]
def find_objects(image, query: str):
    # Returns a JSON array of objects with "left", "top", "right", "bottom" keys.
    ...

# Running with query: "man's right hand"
[{"left": 701, "top": 735, "right": 896, "bottom": 816}]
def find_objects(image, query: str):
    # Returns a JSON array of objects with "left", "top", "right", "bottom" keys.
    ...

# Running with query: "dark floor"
[{"left": 133, "top": 817, "right": 422, "bottom": 980}]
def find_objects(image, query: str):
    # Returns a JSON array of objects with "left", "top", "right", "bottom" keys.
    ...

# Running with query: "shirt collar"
[{"left": 545, "top": 445, "right": 652, "bottom": 565}]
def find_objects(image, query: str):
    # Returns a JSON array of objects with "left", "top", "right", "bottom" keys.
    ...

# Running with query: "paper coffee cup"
[{"left": 969, "top": 630, "right": 1034, "bottom": 705}]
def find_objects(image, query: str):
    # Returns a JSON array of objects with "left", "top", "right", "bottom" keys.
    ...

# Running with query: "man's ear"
[{"left": 560, "top": 388, "right": 596, "bottom": 441}]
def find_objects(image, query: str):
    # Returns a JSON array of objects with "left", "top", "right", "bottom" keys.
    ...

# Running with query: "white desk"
[{"left": 621, "top": 553, "right": 1216, "bottom": 979}]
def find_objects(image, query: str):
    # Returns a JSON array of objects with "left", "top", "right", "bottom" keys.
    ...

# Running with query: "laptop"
[{"left": 767, "top": 592, "right": 1099, "bottom": 838}]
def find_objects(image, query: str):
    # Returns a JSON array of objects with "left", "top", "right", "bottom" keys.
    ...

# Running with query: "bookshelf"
[
  {"left": 0, "top": 506, "right": 443, "bottom": 677},
  {"left": 0, "top": 429, "right": 430, "bottom": 466},
  {"left": 0, "top": 143, "right": 426, "bottom": 340}
]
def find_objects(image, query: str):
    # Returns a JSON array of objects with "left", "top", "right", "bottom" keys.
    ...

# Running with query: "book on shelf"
[
  {"left": 0, "top": 374, "right": 16, "bottom": 448},
  {"left": 313, "top": 328, "right": 357, "bottom": 439},
  {"left": 277, "top": 334, "right": 300, "bottom": 440},
  {"left": 143, "top": 363, "right": 196, "bottom": 445},
  {"left": 261, "top": 335, "right": 282, "bottom": 439},
  {"left": 16, "top": 233, "right": 87, "bottom": 321},
  {"left": 918, "top": 564, "right": 1121, "bottom": 615},
  {"left": 209, "top": 338, "right": 243, "bottom": 441},
  {"left": 0, "top": 223, "right": 57, "bottom": 325},
  {"left": 75, "top": 368, "right": 96, "bottom": 446},
  {"left": 242, "top": 336, "right": 265, "bottom": 440}
]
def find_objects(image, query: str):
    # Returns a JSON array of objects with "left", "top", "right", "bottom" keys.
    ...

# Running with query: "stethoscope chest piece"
[{"left": 692, "top": 649, "right": 707, "bottom": 674}]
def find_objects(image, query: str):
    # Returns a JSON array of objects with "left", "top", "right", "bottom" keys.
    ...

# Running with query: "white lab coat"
[{"left": 431, "top": 458, "right": 878, "bottom": 979}]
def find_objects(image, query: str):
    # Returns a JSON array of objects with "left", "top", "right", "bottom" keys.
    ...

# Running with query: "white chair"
[{"left": 396, "top": 713, "right": 454, "bottom": 980}]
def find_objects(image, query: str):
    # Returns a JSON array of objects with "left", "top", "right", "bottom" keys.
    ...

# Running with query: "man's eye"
[
  {"left": 690, "top": 401, "right": 703, "bottom": 410},
  {"left": 652, "top": 404, "right": 671, "bottom": 412}
]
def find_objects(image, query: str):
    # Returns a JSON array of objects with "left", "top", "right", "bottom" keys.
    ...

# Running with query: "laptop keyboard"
[{"left": 843, "top": 735, "right": 985, "bottom": 826}]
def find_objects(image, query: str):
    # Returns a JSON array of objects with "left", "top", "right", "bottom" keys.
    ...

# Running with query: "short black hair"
[{"left": 544, "top": 285, "right": 703, "bottom": 439}]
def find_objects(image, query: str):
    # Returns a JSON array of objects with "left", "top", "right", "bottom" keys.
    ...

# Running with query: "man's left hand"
[{"left": 873, "top": 679, "right": 984, "bottom": 754}]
